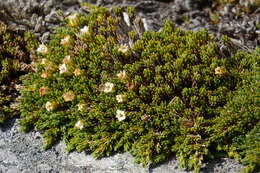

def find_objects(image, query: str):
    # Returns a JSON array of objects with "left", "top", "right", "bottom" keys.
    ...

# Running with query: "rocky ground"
[
  {"left": 0, "top": 118, "right": 244, "bottom": 173},
  {"left": 0, "top": 0, "right": 259, "bottom": 172}
]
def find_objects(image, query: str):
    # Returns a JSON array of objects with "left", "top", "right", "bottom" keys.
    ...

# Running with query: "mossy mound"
[
  {"left": 19, "top": 5, "right": 259, "bottom": 172},
  {"left": 0, "top": 23, "right": 37, "bottom": 124}
]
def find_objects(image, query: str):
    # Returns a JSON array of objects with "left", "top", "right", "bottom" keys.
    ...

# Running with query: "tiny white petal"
[
  {"left": 41, "top": 58, "right": 47, "bottom": 65},
  {"left": 118, "top": 45, "right": 128, "bottom": 53},
  {"left": 75, "top": 120, "right": 84, "bottom": 130},
  {"left": 104, "top": 82, "right": 114, "bottom": 93},
  {"left": 117, "top": 70, "right": 126, "bottom": 80},
  {"left": 45, "top": 101, "right": 54, "bottom": 111},
  {"left": 116, "top": 95, "right": 123, "bottom": 103},
  {"left": 77, "top": 104, "right": 85, "bottom": 111},
  {"left": 80, "top": 26, "right": 89, "bottom": 34},
  {"left": 37, "top": 44, "right": 48, "bottom": 54},
  {"left": 116, "top": 110, "right": 126, "bottom": 121},
  {"left": 59, "top": 63, "right": 68, "bottom": 74}
]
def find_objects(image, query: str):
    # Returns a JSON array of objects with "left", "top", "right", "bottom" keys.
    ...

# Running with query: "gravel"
[{"left": 0, "top": 0, "right": 258, "bottom": 172}]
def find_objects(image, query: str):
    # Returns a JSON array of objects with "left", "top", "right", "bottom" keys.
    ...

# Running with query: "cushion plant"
[
  {"left": 0, "top": 23, "right": 36, "bottom": 124},
  {"left": 18, "top": 4, "right": 259, "bottom": 173}
]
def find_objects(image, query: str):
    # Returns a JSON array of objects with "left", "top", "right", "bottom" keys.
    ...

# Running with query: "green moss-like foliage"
[
  {"left": 0, "top": 23, "right": 37, "bottom": 124},
  {"left": 210, "top": 48, "right": 259, "bottom": 173},
  {"left": 19, "top": 5, "right": 259, "bottom": 172}
]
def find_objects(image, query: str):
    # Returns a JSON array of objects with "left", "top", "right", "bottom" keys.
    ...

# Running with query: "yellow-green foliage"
[
  {"left": 0, "top": 23, "right": 37, "bottom": 124},
  {"left": 210, "top": 48, "right": 260, "bottom": 173},
  {"left": 19, "top": 5, "right": 259, "bottom": 172}
]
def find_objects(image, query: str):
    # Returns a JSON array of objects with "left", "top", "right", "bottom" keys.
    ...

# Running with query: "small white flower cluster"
[
  {"left": 63, "top": 55, "right": 71, "bottom": 64},
  {"left": 100, "top": 70, "right": 129, "bottom": 121}
]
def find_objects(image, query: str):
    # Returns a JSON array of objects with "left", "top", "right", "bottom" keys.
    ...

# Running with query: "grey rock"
[
  {"left": 45, "top": 10, "right": 59, "bottom": 23},
  {"left": 34, "top": 16, "right": 43, "bottom": 32},
  {"left": 41, "top": 32, "right": 50, "bottom": 44},
  {"left": 0, "top": 118, "right": 245, "bottom": 173}
]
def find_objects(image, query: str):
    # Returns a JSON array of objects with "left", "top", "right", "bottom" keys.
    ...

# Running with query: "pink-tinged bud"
[
  {"left": 39, "top": 86, "right": 48, "bottom": 96},
  {"left": 63, "top": 91, "right": 74, "bottom": 102}
]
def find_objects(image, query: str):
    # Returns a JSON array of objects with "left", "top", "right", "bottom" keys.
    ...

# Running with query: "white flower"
[
  {"left": 37, "top": 44, "right": 48, "bottom": 54},
  {"left": 45, "top": 101, "right": 54, "bottom": 111},
  {"left": 41, "top": 58, "right": 47, "bottom": 65},
  {"left": 59, "top": 63, "right": 68, "bottom": 74},
  {"left": 77, "top": 103, "right": 85, "bottom": 111},
  {"left": 80, "top": 26, "right": 89, "bottom": 34},
  {"left": 116, "top": 94, "right": 124, "bottom": 103},
  {"left": 67, "top": 13, "right": 79, "bottom": 27},
  {"left": 63, "top": 55, "right": 71, "bottom": 64},
  {"left": 103, "top": 82, "right": 114, "bottom": 93},
  {"left": 116, "top": 70, "right": 126, "bottom": 80},
  {"left": 116, "top": 110, "right": 126, "bottom": 121},
  {"left": 75, "top": 120, "right": 84, "bottom": 130},
  {"left": 60, "top": 35, "right": 72, "bottom": 46},
  {"left": 123, "top": 12, "right": 131, "bottom": 26},
  {"left": 118, "top": 44, "right": 128, "bottom": 53}
]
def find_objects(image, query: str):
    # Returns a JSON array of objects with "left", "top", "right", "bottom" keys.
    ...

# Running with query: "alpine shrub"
[
  {"left": 19, "top": 4, "right": 259, "bottom": 172},
  {"left": 0, "top": 23, "right": 36, "bottom": 124}
]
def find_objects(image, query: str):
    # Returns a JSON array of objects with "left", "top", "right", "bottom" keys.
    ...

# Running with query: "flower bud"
[
  {"left": 63, "top": 91, "right": 74, "bottom": 102},
  {"left": 61, "top": 35, "right": 73, "bottom": 47}
]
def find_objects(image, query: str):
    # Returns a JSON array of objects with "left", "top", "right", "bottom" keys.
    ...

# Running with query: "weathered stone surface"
[{"left": 0, "top": 118, "right": 244, "bottom": 173}]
